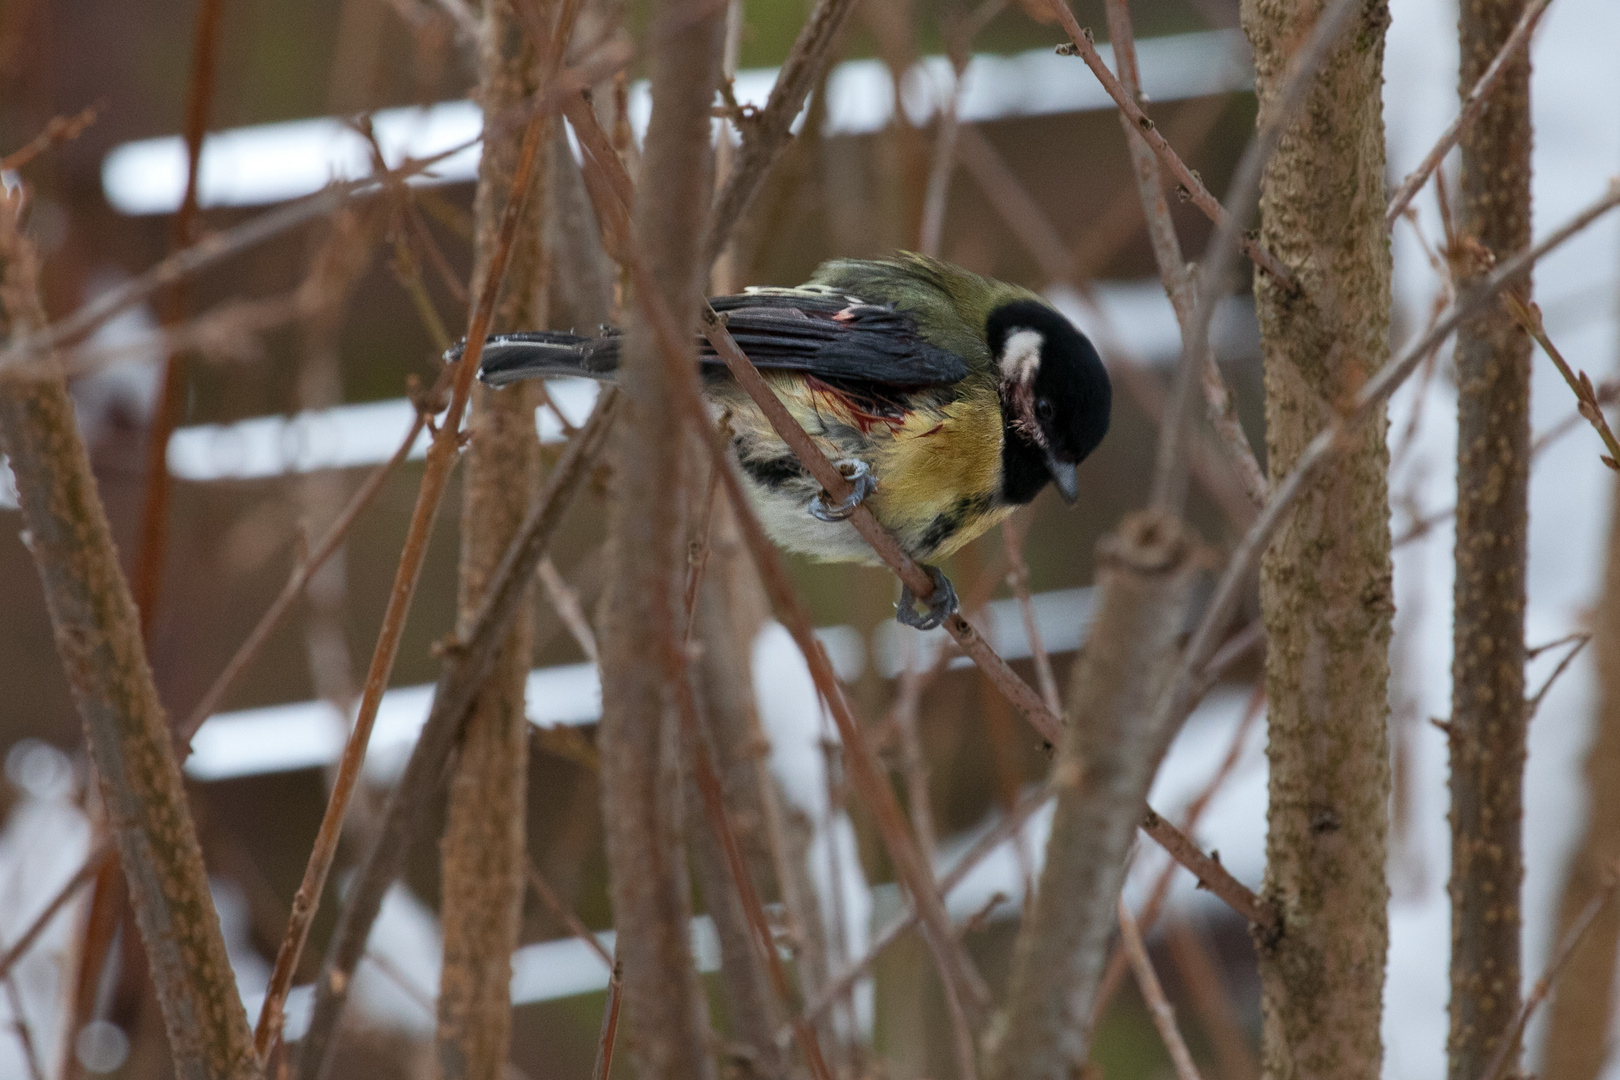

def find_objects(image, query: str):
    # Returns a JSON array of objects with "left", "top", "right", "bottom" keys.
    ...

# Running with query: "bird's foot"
[
  {"left": 809, "top": 459, "right": 876, "bottom": 523},
  {"left": 896, "top": 565, "right": 959, "bottom": 631}
]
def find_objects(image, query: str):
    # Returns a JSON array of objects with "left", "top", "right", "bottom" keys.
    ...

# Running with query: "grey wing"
[
  {"left": 706, "top": 290, "right": 969, "bottom": 386},
  {"left": 473, "top": 288, "right": 968, "bottom": 389}
]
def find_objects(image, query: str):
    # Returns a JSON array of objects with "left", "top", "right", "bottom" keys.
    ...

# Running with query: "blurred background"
[{"left": 1, "top": 0, "right": 1617, "bottom": 1076}]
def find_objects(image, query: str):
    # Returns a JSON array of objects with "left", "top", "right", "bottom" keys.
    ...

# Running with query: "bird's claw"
[
  {"left": 896, "top": 565, "right": 959, "bottom": 630},
  {"left": 809, "top": 459, "right": 876, "bottom": 523}
]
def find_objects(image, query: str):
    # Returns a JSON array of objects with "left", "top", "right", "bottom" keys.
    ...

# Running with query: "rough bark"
[
  {"left": 435, "top": 2, "right": 548, "bottom": 1076},
  {"left": 1540, "top": 485, "right": 1620, "bottom": 1080},
  {"left": 1448, "top": 2, "right": 1534, "bottom": 1078},
  {"left": 0, "top": 202, "right": 256, "bottom": 1080},
  {"left": 594, "top": 0, "right": 726, "bottom": 1072},
  {"left": 984, "top": 511, "right": 1197, "bottom": 1080},
  {"left": 1240, "top": 2, "right": 1395, "bottom": 1079}
]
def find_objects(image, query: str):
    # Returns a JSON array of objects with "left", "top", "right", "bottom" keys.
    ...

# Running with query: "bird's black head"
[{"left": 987, "top": 299, "right": 1112, "bottom": 506}]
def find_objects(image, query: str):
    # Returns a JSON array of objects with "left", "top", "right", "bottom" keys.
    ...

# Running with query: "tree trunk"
[
  {"left": 434, "top": 2, "right": 547, "bottom": 1076},
  {"left": 595, "top": 0, "right": 727, "bottom": 1071},
  {"left": 1448, "top": 2, "right": 1533, "bottom": 1078},
  {"left": 1240, "top": 2, "right": 1395, "bottom": 1079}
]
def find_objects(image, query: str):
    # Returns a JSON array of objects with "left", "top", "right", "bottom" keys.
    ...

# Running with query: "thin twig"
[
  {"left": 591, "top": 963, "right": 624, "bottom": 1080},
  {"left": 1140, "top": 807, "right": 1278, "bottom": 938},
  {"left": 1476, "top": 865, "right": 1620, "bottom": 1080},
  {"left": 1384, "top": 0, "right": 1554, "bottom": 227},
  {"left": 1118, "top": 898, "right": 1206, "bottom": 1080},
  {"left": 1101, "top": 0, "right": 1206, "bottom": 515},
  {"left": 131, "top": 0, "right": 228, "bottom": 638},
  {"left": 1002, "top": 519, "right": 1062, "bottom": 716},
  {"left": 537, "top": 556, "right": 599, "bottom": 662},
  {"left": 178, "top": 412, "right": 427, "bottom": 747},
  {"left": 1505, "top": 292, "right": 1620, "bottom": 470},
  {"left": 254, "top": 94, "right": 554, "bottom": 1058},
  {"left": 524, "top": 858, "right": 613, "bottom": 969},
  {"left": 1527, "top": 633, "right": 1591, "bottom": 719},
  {"left": 1, "top": 978, "right": 43, "bottom": 1080},
  {"left": 918, "top": 0, "right": 1003, "bottom": 263},
  {"left": 0, "top": 104, "right": 100, "bottom": 173},
  {"left": 1047, "top": 1, "right": 1295, "bottom": 287},
  {"left": 0, "top": 843, "right": 112, "bottom": 983}
]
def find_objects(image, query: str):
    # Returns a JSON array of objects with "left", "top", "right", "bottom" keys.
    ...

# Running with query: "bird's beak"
[{"left": 1047, "top": 454, "right": 1079, "bottom": 505}]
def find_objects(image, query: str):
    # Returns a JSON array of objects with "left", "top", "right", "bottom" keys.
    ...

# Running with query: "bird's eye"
[{"left": 1035, "top": 397, "right": 1054, "bottom": 422}]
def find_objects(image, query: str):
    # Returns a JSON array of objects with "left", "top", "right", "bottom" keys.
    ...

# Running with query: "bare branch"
[
  {"left": 0, "top": 194, "right": 257, "bottom": 1080},
  {"left": 1118, "top": 899, "right": 1205, "bottom": 1080},
  {"left": 1526, "top": 633, "right": 1590, "bottom": 720},
  {"left": 1140, "top": 808, "right": 1277, "bottom": 939},
  {"left": 130, "top": 0, "right": 227, "bottom": 638},
  {"left": 0, "top": 842, "right": 111, "bottom": 983},
  {"left": 702, "top": 0, "right": 861, "bottom": 266},
  {"left": 1384, "top": 0, "right": 1554, "bottom": 227},
  {"left": 987, "top": 511, "right": 1198, "bottom": 1080},
  {"left": 0, "top": 42, "right": 630, "bottom": 372},
  {"left": 1045, "top": 0, "right": 1295, "bottom": 288},
  {"left": 1002, "top": 519, "right": 1063, "bottom": 716},
  {"left": 178, "top": 412, "right": 426, "bottom": 747},
  {"left": 0, "top": 104, "right": 100, "bottom": 173},
  {"left": 1506, "top": 292, "right": 1620, "bottom": 470},
  {"left": 293, "top": 391, "right": 620, "bottom": 1080},
  {"left": 593, "top": 0, "right": 728, "bottom": 1072},
  {"left": 253, "top": 79, "right": 555, "bottom": 1057},
  {"left": 592, "top": 963, "right": 624, "bottom": 1080}
]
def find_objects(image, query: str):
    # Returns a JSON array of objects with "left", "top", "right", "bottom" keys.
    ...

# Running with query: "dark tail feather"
[{"left": 469, "top": 332, "right": 621, "bottom": 387}]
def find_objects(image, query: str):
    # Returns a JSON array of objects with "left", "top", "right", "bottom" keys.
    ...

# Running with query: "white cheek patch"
[{"left": 998, "top": 328, "right": 1044, "bottom": 385}]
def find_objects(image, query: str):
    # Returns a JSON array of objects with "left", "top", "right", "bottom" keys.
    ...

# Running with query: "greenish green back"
[{"left": 809, "top": 253, "right": 1042, "bottom": 380}]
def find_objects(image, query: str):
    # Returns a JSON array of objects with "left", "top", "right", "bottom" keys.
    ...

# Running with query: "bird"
[{"left": 471, "top": 252, "right": 1112, "bottom": 629}]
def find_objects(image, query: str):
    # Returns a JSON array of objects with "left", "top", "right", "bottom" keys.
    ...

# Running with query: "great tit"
[{"left": 473, "top": 252, "right": 1111, "bottom": 628}]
